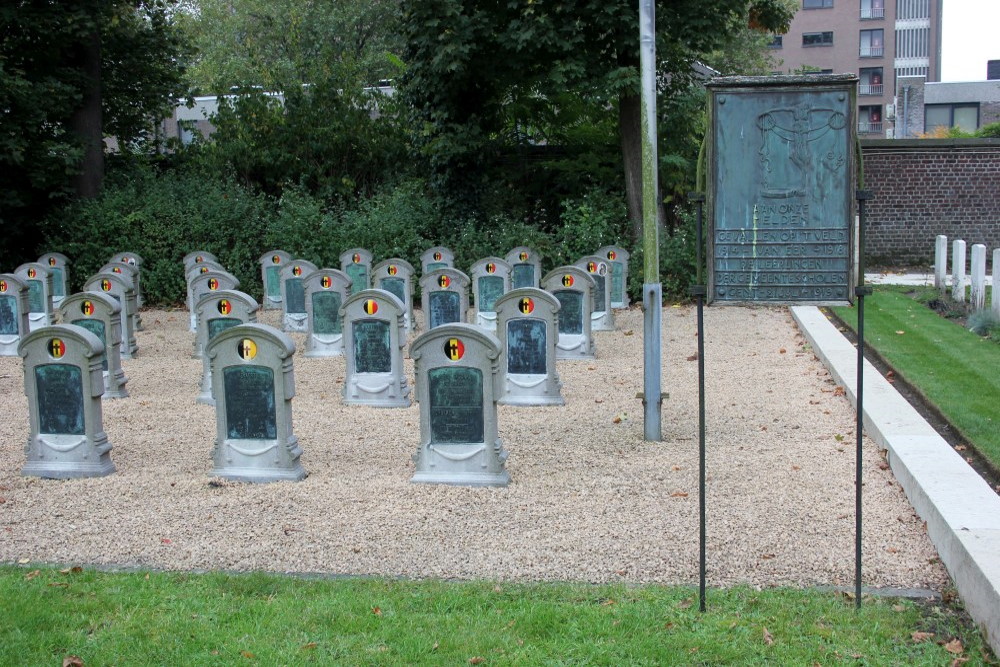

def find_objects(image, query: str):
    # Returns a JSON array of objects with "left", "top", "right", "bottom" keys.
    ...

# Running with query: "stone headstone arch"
[
  {"left": 340, "top": 288, "right": 411, "bottom": 407},
  {"left": 340, "top": 248, "right": 373, "bottom": 295},
  {"left": 469, "top": 257, "right": 511, "bottom": 333},
  {"left": 58, "top": 291, "right": 128, "bottom": 400},
  {"left": 505, "top": 246, "right": 542, "bottom": 289},
  {"left": 259, "top": 250, "right": 292, "bottom": 311},
  {"left": 280, "top": 259, "right": 319, "bottom": 332},
  {"left": 302, "top": 268, "right": 352, "bottom": 357},
  {"left": 495, "top": 288, "right": 563, "bottom": 406},
  {"left": 0, "top": 274, "right": 30, "bottom": 357},
  {"left": 419, "top": 267, "right": 470, "bottom": 330},
  {"left": 541, "top": 266, "right": 596, "bottom": 360},
  {"left": 14, "top": 263, "right": 54, "bottom": 332},
  {"left": 596, "top": 245, "right": 631, "bottom": 308},
  {"left": 372, "top": 258, "right": 416, "bottom": 336}
]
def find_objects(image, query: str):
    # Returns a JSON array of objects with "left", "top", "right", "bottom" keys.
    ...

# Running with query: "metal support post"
[
  {"left": 689, "top": 192, "right": 707, "bottom": 612},
  {"left": 854, "top": 190, "right": 873, "bottom": 609}
]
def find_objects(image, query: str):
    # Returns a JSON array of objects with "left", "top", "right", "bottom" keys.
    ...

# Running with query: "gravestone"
[
  {"left": 280, "top": 260, "right": 319, "bottom": 332},
  {"left": 420, "top": 246, "right": 455, "bottom": 275},
  {"left": 14, "top": 263, "right": 54, "bottom": 332},
  {"left": 58, "top": 292, "right": 128, "bottom": 399},
  {"left": 108, "top": 252, "right": 144, "bottom": 306},
  {"left": 100, "top": 261, "right": 143, "bottom": 331},
  {"left": 952, "top": 240, "right": 967, "bottom": 302},
  {"left": 341, "top": 289, "right": 411, "bottom": 407},
  {"left": 541, "top": 266, "right": 596, "bottom": 360},
  {"left": 0, "top": 274, "right": 30, "bottom": 356},
  {"left": 495, "top": 288, "right": 564, "bottom": 405},
  {"left": 372, "top": 258, "right": 416, "bottom": 336},
  {"left": 194, "top": 290, "right": 259, "bottom": 405},
  {"left": 470, "top": 257, "right": 511, "bottom": 333},
  {"left": 505, "top": 246, "right": 542, "bottom": 290},
  {"left": 302, "top": 268, "right": 352, "bottom": 357},
  {"left": 339, "top": 248, "right": 373, "bottom": 295},
  {"left": 183, "top": 250, "right": 219, "bottom": 275},
  {"left": 934, "top": 236, "right": 948, "bottom": 291},
  {"left": 259, "top": 250, "right": 292, "bottom": 311},
  {"left": 189, "top": 270, "right": 240, "bottom": 334},
  {"left": 970, "top": 244, "right": 987, "bottom": 311},
  {"left": 574, "top": 255, "right": 614, "bottom": 331},
  {"left": 596, "top": 245, "right": 631, "bottom": 308},
  {"left": 38, "top": 253, "right": 70, "bottom": 308},
  {"left": 419, "top": 268, "right": 470, "bottom": 330},
  {"left": 82, "top": 272, "right": 139, "bottom": 358},
  {"left": 19, "top": 324, "right": 115, "bottom": 478},
  {"left": 410, "top": 323, "right": 509, "bottom": 486},
  {"left": 206, "top": 323, "right": 305, "bottom": 482},
  {"left": 185, "top": 260, "right": 228, "bottom": 330}
]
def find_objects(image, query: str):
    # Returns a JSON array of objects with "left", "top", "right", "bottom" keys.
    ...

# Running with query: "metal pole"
[
  {"left": 639, "top": 0, "right": 662, "bottom": 441},
  {"left": 689, "top": 192, "right": 707, "bottom": 612},
  {"left": 854, "top": 190, "right": 873, "bottom": 609}
]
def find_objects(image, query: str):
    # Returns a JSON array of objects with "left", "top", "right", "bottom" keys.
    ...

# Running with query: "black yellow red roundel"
[
  {"left": 237, "top": 338, "right": 257, "bottom": 360},
  {"left": 444, "top": 337, "right": 465, "bottom": 361}
]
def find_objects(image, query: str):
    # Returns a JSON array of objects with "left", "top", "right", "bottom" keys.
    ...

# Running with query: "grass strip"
[
  {"left": 0, "top": 566, "right": 993, "bottom": 665},
  {"left": 832, "top": 287, "right": 1000, "bottom": 471}
]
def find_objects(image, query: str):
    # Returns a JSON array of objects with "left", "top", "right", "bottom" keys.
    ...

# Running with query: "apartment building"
[{"left": 768, "top": 0, "right": 942, "bottom": 138}]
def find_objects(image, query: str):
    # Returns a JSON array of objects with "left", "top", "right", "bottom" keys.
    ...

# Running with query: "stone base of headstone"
[
  {"left": 410, "top": 439, "right": 510, "bottom": 487},
  {"left": 304, "top": 333, "right": 344, "bottom": 357},
  {"left": 27, "top": 313, "right": 52, "bottom": 332},
  {"left": 591, "top": 311, "right": 615, "bottom": 331},
  {"left": 103, "top": 369, "right": 129, "bottom": 400},
  {"left": 22, "top": 434, "right": 116, "bottom": 479},
  {"left": 196, "top": 371, "right": 215, "bottom": 406},
  {"left": 210, "top": 436, "right": 305, "bottom": 483},
  {"left": 499, "top": 374, "right": 565, "bottom": 406},
  {"left": 475, "top": 311, "right": 498, "bottom": 333},
  {"left": 556, "top": 335, "right": 596, "bottom": 359},
  {"left": 283, "top": 313, "right": 308, "bottom": 333},
  {"left": 0, "top": 335, "right": 18, "bottom": 356},
  {"left": 343, "top": 376, "right": 411, "bottom": 407}
]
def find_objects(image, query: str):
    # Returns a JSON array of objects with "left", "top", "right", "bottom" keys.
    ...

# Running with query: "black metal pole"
[
  {"left": 688, "top": 192, "right": 707, "bottom": 613},
  {"left": 854, "top": 190, "right": 873, "bottom": 610}
]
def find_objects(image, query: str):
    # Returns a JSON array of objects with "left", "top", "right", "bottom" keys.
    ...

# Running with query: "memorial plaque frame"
[
  {"left": 19, "top": 323, "right": 115, "bottom": 478},
  {"left": 259, "top": 250, "right": 292, "bottom": 311},
  {"left": 206, "top": 323, "right": 304, "bottom": 482},
  {"left": 194, "top": 290, "right": 259, "bottom": 405},
  {"left": 14, "top": 262, "right": 55, "bottom": 332},
  {"left": 373, "top": 258, "right": 416, "bottom": 336},
  {"left": 58, "top": 291, "right": 128, "bottom": 399},
  {"left": 339, "top": 248, "right": 374, "bottom": 295},
  {"left": 705, "top": 75, "right": 857, "bottom": 306},
  {"left": 574, "top": 255, "right": 614, "bottom": 331},
  {"left": 341, "top": 289, "right": 411, "bottom": 407},
  {"left": 505, "top": 246, "right": 542, "bottom": 290},
  {"left": 419, "top": 268, "right": 470, "bottom": 330},
  {"left": 495, "top": 288, "right": 564, "bottom": 406},
  {"left": 410, "top": 323, "right": 509, "bottom": 487},
  {"left": 420, "top": 246, "right": 455, "bottom": 276},
  {"left": 280, "top": 260, "right": 318, "bottom": 332},
  {"left": 38, "top": 253, "right": 70, "bottom": 307},
  {"left": 0, "top": 274, "right": 30, "bottom": 356},
  {"left": 541, "top": 266, "right": 596, "bottom": 360},
  {"left": 595, "top": 245, "right": 631, "bottom": 309},
  {"left": 302, "top": 268, "right": 351, "bottom": 358},
  {"left": 470, "top": 257, "right": 511, "bottom": 333},
  {"left": 82, "top": 272, "right": 139, "bottom": 358}
]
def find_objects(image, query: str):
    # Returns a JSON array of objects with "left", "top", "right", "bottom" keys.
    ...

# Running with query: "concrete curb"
[{"left": 791, "top": 306, "right": 1000, "bottom": 656}]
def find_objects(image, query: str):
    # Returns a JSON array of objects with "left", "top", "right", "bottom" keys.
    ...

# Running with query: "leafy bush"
[
  {"left": 968, "top": 308, "right": 1000, "bottom": 343},
  {"left": 975, "top": 121, "right": 1000, "bottom": 138}
]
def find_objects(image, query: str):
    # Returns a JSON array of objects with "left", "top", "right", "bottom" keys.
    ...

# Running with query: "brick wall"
[{"left": 861, "top": 139, "right": 1000, "bottom": 266}]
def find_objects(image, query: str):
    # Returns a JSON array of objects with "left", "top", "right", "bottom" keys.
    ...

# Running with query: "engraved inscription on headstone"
[
  {"left": 477, "top": 276, "right": 504, "bottom": 313},
  {"left": 511, "top": 264, "right": 535, "bottom": 289},
  {"left": 380, "top": 277, "right": 405, "bottom": 304},
  {"left": 346, "top": 264, "right": 368, "bottom": 294},
  {"left": 259, "top": 250, "right": 291, "bottom": 310},
  {"left": 194, "top": 290, "right": 258, "bottom": 405},
  {"left": 429, "top": 367, "right": 484, "bottom": 443},
  {"left": 208, "top": 317, "right": 241, "bottom": 340},
  {"left": 223, "top": 365, "right": 277, "bottom": 440},
  {"left": 312, "top": 292, "right": 342, "bottom": 335},
  {"left": 0, "top": 295, "right": 16, "bottom": 335},
  {"left": 429, "top": 291, "right": 460, "bottom": 329},
  {"left": 36, "top": 364, "right": 85, "bottom": 435},
  {"left": 354, "top": 319, "right": 391, "bottom": 373},
  {"left": 341, "top": 289, "right": 410, "bottom": 406},
  {"left": 542, "top": 267, "right": 595, "bottom": 360},
  {"left": 505, "top": 246, "right": 542, "bottom": 290},
  {"left": 27, "top": 280, "right": 44, "bottom": 313},
  {"left": 71, "top": 319, "right": 107, "bottom": 371},
  {"left": 554, "top": 290, "right": 583, "bottom": 335},
  {"left": 285, "top": 278, "right": 305, "bottom": 313},
  {"left": 495, "top": 288, "right": 563, "bottom": 405},
  {"left": 507, "top": 319, "right": 546, "bottom": 375},
  {"left": 706, "top": 75, "right": 856, "bottom": 304}
]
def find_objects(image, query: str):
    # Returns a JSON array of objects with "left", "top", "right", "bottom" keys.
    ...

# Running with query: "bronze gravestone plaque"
[
  {"left": 353, "top": 319, "right": 391, "bottom": 373},
  {"left": 265, "top": 266, "right": 281, "bottom": 301},
  {"left": 511, "top": 264, "right": 535, "bottom": 289},
  {"left": 380, "top": 277, "right": 406, "bottom": 304},
  {"left": 429, "top": 291, "right": 460, "bottom": 329},
  {"left": 285, "top": 278, "right": 306, "bottom": 314},
  {"left": 311, "top": 291, "right": 342, "bottom": 335},
  {"left": 0, "top": 295, "right": 16, "bottom": 335},
  {"left": 554, "top": 290, "right": 583, "bottom": 335},
  {"left": 208, "top": 317, "right": 241, "bottom": 341},
  {"left": 223, "top": 365, "right": 277, "bottom": 440},
  {"left": 71, "top": 319, "right": 108, "bottom": 371},
  {"left": 36, "top": 364, "right": 85, "bottom": 435},
  {"left": 507, "top": 319, "right": 546, "bottom": 375},
  {"left": 707, "top": 75, "right": 856, "bottom": 305},
  {"left": 429, "top": 366, "right": 484, "bottom": 444},
  {"left": 477, "top": 276, "right": 504, "bottom": 313}
]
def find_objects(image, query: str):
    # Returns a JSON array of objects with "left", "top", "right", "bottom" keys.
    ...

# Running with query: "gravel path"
[{"left": 0, "top": 305, "right": 948, "bottom": 590}]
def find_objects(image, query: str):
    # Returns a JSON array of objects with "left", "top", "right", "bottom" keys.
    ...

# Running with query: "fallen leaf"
[
  {"left": 493, "top": 585, "right": 502, "bottom": 592},
  {"left": 612, "top": 416, "right": 622, "bottom": 424},
  {"left": 240, "top": 650, "right": 255, "bottom": 659},
  {"left": 63, "top": 657, "right": 84, "bottom": 667},
  {"left": 594, "top": 398, "right": 604, "bottom": 404},
  {"left": 469, "top": 658, "right": 486, "bottom": 665},
  {"left": 791, "top": 465, "right": 801, "bottom": 471},
  {"left": 601, "top": 599, "right": 616, "bottom": 606},
  {"left": 48, "top": 582, "right": 69, "bottom": 588},
  {"left": 955, "top": 445, "right": 967, "bottom": 452},
  {"left": 878, "top": 461, "right": 890, "bottom": 470},
  {"left": 615, "top": 569, "right": 627, "bottom": 576},
  {"left": 300, "top": 642, "right": 317, "bottom": 650},
  {"left": 624, "top": 330, "right": 634, "bottom": 336},
  {"left": 896, "top": 330, "right": 905, "bottom": 335},
  {"left": 671, "top": 465, "right": 682, "bottom": 471},
  {"left": 686, "top": 353, "right": 698, "bottom": 361},
  {"left": 951, "top": 658, "right": 970, "bottom": 667},
  {"left": 886, "top": 547, "right": 899, "bottom": 553},
  {"left": 834, "top": 434, "right": 845, "bottom": 442},
  {"left": 25, "top": 569, "right": 41, "bottom": 580},
  {"left": 893, "top": 604, "right": 906, "bottom": 612},
  {"left": 942, "top": 638, "right": 964, "bottom": 654},
  {"left": 671, "top": 491, "right": 689, "bottom": 498},
  {"left": 372, "top": 606, "right": 382, "bottom": 616},
  {"left": 432, "top": 642, "right": 439, "bottom": 651},
  {"left": 17, "top": 558, "right": 29, "bottom": 564},
  {"left": 833, "top": 386, "right": 846, "bottom": 396},
  {"left": 763, "top": 627, "right": 774, "bottom": 646},
  {"left": 760, "top": 553, "right": 776, "bottom": 560},
  {"left": 779, "top": 348, "right": 786, "bottom": 354},
  {"left": 59, "top": 566, "right": 83, "bottom": 574},
  {"left": 160, "top": 538, "right": 172, "bottom": 545},
  {"left": 678, "top": 598, "right": 693, "bottom": 609},
  {"left": 911, "top": 631, "right": 934, "bottom": 642}
]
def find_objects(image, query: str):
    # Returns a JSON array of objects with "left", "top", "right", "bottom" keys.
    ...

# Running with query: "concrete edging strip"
[{"left": 791, "top": 305, "right": 1000, "bottom": 655}]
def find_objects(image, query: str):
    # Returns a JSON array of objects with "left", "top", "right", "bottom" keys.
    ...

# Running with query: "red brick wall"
[{"left": 861, "top": 139, "right": 1000, "bottom": 266}]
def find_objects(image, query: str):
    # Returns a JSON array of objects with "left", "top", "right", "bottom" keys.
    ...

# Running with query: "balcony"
[
  {"left": 860, "top": 7, "right": 885, "bottom": 19},
  {"left": 858, "top": 121, "right": 883, "bottom": 134},
  {"left": 859, "top": 83, "right": 884, "bottom": 96},
  {"left": 860, "top": 46, "right": 884, "bottom": 58}
]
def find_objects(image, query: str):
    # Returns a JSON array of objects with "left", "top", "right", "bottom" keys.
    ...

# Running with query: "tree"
[
  {"left": 400, "top": 0, "right": 794, "bottom": 239},
  {"left": 0, "top": 0, "right": 188, "bottom": 265}
]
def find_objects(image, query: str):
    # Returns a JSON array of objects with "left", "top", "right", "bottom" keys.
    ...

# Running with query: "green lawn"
[
  {"left": 832, "top": 287, "right": 1000, "bottom": 471},
  {"left": 0, "top": 566, "right": 992, "bottom": 665}
]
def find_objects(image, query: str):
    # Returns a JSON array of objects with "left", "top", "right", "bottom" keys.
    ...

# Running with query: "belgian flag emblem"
[
  {"left": 292, "top": 265, "right": 303, "bottom": 276},
  {"left": 81, "top": 300, "right": 95, "bottom": 316},
  {"left": 321, "top": 275, "right": 332, "bottom": 289},
  {"left": 217, "top": 299, "right": 232, "bottom": 315},
  {"left": 437, "top": 275, "right": 451, "bottom": 289},
  {"left": 48, "top": 257, "right": 57, "bottom": 266},
  {"left": 352, "top": 253, "right": 362, "bottom": 264},
  {"left": 485, "top": 262, "right": 496, "bottom": 274},
  {"left": 195, "top": 255, "right": 204, "bottom": 263},
  {"left": 112, "top": 267, "right": 122, "bottom": 274},
  {"left": 200, "top": 266, "right": 209, "bottom": 274},
  {"left": 433, "top": 251, "right": 443, "bottom": 261},
  {"left": 122, "top": 256, "right": 132, "bottom": 264},
  {"left": 0, "top": 280, "right": 7, "bottom": 293},
  {"left": 587, "top": 261, "right": 598, "bottom": 274},
  {"left": 444, "top": 337, "right": 465, "bottom": 361},
  {"left": 363, "top": 299, "right": 379, "bottom": 315},
  {"left": 101, "top": 279, "right": 112, "bottom": 292},
  {"left": 48, "top": 338, "right": 66, "bottom": 358},
  {"left": 237, "top": 338, "right": 257, "bottom": 360},
  {"left": 271, "top": 254, "right": 281, "bottom": 264},
  {"left": 562, "top": 274, "right": 574, "bottom": 287},
  {"left": 27, "top": 268, "right": 37, "bottom": 278},
  {"left": 208, "top": 278, "right": 219, "bottom": 290},
  {"left": 518, "top": 297, "right": 534, "bottom": 314},
  {"left": 607, "top": 250, "right": 617, "bottom": 261},
  {"left": 518, "top": 251, "right": 529, "bottom": 261},
  {"left": 387, "top": 265, "right": 398, "bottom": 276}
]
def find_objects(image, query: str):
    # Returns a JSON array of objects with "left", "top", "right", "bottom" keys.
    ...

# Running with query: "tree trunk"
[
  {"left": 618, "top": 92, "right": 667, "bottom": 245},
  {"left": 71, "top": 28, "right": 104, "bottom": 199}
]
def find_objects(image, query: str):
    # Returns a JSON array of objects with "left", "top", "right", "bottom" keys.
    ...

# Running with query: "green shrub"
[{"left": 968, "top": 308, "right": 1000, "bottom": 343}]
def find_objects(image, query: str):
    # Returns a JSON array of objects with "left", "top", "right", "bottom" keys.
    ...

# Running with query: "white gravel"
[{"left": 0, "top": 304, "right": 948, "bottom": 590}]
